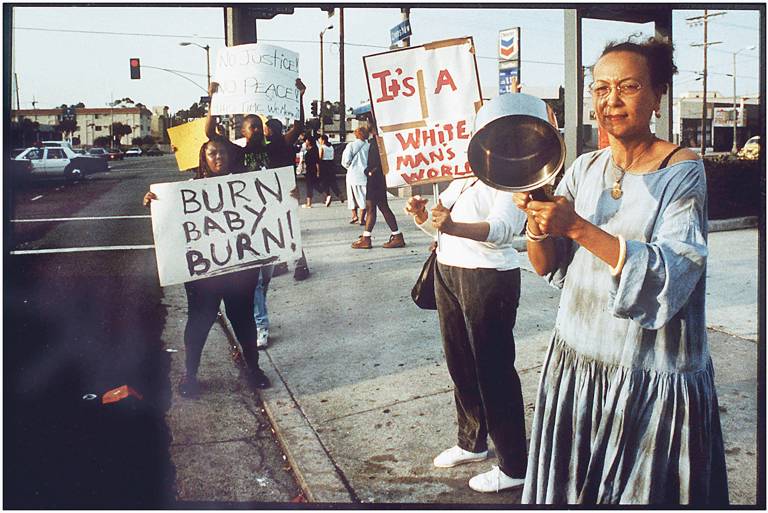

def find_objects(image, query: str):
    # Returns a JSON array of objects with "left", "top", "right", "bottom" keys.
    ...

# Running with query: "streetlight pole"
[
  {"left": 319, "top": 24, "right": 333, "bottom": 136},
  {"left": 180, "top": 42, "right": 212, "bottom": 88},
  {"left": 731, "top": 45, "right": 756, "bottom": 154}
]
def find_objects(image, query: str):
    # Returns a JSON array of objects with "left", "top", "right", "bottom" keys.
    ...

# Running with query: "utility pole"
[
  {"left": 13, "top": 73, "right": 21, "bottom": 110},
  {"left": 339, "top": 8, "right": 346, "bottom": 142},
  {"left": 688, "top": 9, "right": 724, "bottom": 155},
  {"left": 319, "top": 24, "right": 333, "bottom": 136},
  {"left": 401, "top": 8, "right": 411, "bottom": 48}
]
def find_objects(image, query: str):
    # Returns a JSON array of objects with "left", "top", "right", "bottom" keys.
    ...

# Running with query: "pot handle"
[{"left": 529, "top": 187, "right": 551, "bottom": 201}]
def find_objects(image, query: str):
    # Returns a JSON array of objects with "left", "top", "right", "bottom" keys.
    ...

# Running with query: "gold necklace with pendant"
[
  {"left": 611, "top": 165, "right": 625, "bottom": 199},
  {"left": 610, "top": 140, "right": 655, "bottom": 200}
]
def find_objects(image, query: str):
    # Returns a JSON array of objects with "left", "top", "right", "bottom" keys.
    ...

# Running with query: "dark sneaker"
[
  {"left": 248, "top": 368, "right": 271, "bottom": 389},
  {"left": 351, "top": 235, "right": 372, "bottom": 249},
  {"left": 382, "top": 233, "right": 405, "bottom": 248},
  {"left": 178, "top": 375, "right": 200, "bottom": 398}
]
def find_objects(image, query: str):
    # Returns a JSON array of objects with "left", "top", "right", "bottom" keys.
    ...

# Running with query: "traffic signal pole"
[{"left": 339, "top": 8, "right": 346, "bottom": 142}]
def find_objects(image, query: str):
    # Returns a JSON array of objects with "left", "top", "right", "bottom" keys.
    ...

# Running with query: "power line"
[
  {"left": 15, "top": 25, "right": 567, "bottom": 68},
  {"left": 14, "top": 25, "right": 223, "bottom": 40}
]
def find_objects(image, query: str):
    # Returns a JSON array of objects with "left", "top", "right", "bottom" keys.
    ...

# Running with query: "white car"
[
  {"left": 125, "top": 147, "right": 143, "bottom": 157},
  {"left": 13, "top": 146, "right": 107, "bottom": 180}
]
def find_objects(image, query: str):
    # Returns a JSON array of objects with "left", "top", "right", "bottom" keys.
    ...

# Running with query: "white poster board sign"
[
  {"left": 211, "top": 43, "right": 300, "bottom": 121},
  {"left": 149, "top": 167, "right": 301, "bottom": 286},
  {"left": 363, "top": 37, "right": 482, "bottom": 188}
]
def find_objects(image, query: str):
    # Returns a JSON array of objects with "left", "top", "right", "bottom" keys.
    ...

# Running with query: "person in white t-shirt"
[
  {"left": 341, "top": 127, "right": 370, "bottom": 224},
  {"left": 404, "top": 177, "right": 528, "bottom": 493},
  {"left": 318, "top": 134, "right": 342, "bottom": 207}
]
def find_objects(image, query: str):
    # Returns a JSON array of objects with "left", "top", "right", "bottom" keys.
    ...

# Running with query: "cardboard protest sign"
[
  {"left": 167, "top": 118, "right": 208, "bottom": 171},
  {"left": 211, "top": 43, "right": 300, "bottom": 121},
  {"left": 149, "top": 167, "right": 301, "bottom": 286},
  {"left": 363, "top": 37, "right": 483, "bottom": 188}
]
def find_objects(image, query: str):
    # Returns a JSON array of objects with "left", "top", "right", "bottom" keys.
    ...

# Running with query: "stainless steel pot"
[{"left": 467, "top": 93, "right": 565, "bottom": 192}]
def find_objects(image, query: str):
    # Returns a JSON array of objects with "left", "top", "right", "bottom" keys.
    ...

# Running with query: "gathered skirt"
[{"left": 522, "top": 331, "right": 729, "bottom": 506}]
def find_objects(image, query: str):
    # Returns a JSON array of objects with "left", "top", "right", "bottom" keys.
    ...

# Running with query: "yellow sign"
[{"left": 167, "top": 118, "right": 208, "bottom": 171}]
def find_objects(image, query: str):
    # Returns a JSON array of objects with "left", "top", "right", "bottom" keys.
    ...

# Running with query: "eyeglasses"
[{"left": 589, "top": 80, "right": 643, "bottom": 98}]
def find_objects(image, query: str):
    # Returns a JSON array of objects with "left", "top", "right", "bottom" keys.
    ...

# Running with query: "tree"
[
  {"left": 11, "top": 118, "right": 40, "bottom": 147},
  {"left": 112, "top": 122, "right": 132, "bottom": 146},
  {"left": 172, "top": 102, "right": 207, "bottom": 125},
  {"left": 543, "top": 86, "right": 565, "bottom": 130},
  {"left": 141, "top": 135, "right": 156, "bottom": 146},
  {"left": 131, "top": 137, "right": 144, "bottom": 146},
  {"left": 56, "top": 118, "right": 79, "bottom": 142}
]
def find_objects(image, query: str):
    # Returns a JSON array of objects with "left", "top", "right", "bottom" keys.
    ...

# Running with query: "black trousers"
[
  {"left": 319, "top": 160, "right": 341, "bottom": 197},
  {"left": 183, "top": 269, "right": 261, "bottom": 377},
  {"left": 435, "top": 262, "right": 527, "bottom": 478}
]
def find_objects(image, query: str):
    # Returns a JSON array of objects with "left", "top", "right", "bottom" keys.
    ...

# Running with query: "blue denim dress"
[{"left": 522, "top": 149, "right": 728, "bottom": 505}]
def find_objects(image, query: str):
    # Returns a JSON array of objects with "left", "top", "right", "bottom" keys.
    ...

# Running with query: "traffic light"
[
  {"left": 310, "top": 100, "right": 318, "bottom": 117},
  {"left": 130, "top": 58, "right": 141, "bottom": 80}
]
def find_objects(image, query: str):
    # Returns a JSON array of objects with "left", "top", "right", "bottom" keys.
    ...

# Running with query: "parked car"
[
  {"left": 738, "top": 135, "right": 760, "bottom": 161},
  {"left": 125, "top": 147, "right": 143, "bottom": 157},
  {"left": 145, "top": 147, "right": 164, "bottom": 156},
  {"left": 106, "top": 148, "right": 124, "bottom": 160},
  {"left": 73, "top": 148, "right": 87, "bottom": 155},
  {"left": 13, "top": 145, "right": 107, "bottom": 180},
  {"left": 87, "top": 147, "right": 108, "bottom": 158}
]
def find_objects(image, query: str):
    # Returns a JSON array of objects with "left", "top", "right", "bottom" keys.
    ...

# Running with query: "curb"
[
  {"left": 709, "top": 216, "right": 758, "bottom": 232},
  {"left": 218, "top": 310, "right": 355, "bottom": 504}
]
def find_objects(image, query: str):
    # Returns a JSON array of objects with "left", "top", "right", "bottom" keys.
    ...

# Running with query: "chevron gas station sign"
[{"left": 498, "top": 27, "right": 520, "bottom": 61}]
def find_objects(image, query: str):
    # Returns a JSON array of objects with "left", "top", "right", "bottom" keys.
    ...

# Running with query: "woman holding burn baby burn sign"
[
  {"left": 143, "top": 137, "right": 272, "bottom": 396},
  {"left": 517, "top": 37, "right": 728, "bottom": 505},
  {"left": 404, "top": 174, "right": 528, "bottom": 493}
]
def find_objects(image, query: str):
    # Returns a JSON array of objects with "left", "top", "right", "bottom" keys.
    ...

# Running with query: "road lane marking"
[
  {"left": 11, "top": 215, "right": 151, "bottom": 223},
  {"left": 30, "top": 195, "right": 43, "bottom": 201},
  {"left": 10, "top": 245, "right": 155, "bottom": 255}
]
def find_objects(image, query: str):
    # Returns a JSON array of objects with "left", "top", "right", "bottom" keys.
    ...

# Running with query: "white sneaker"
[
  {"left": 256, "top": 329, "right": 269, "bottom": 349},
  {"left": 433, "top": 445, "right": 488, "bottom": 468},
  {"left": 468, "top": 465, "right": 524, "bottom": 493}
]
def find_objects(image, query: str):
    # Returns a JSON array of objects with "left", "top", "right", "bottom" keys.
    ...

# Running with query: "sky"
[{"left": 10, "top": 3, "right": 763, "bottom": 114}]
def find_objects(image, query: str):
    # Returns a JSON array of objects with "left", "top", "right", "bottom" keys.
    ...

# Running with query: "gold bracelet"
[{"left": 526, "top": 224, "right": 549, "bottom": 242}]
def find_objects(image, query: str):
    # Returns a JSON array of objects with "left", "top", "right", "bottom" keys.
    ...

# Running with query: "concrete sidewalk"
[{"left": 169, "top": 195, "right": 759, "bottom": 505}]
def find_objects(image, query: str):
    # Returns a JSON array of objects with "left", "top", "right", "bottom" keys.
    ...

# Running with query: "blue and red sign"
[{"left": 499, "top": 28, "right": 520, "bottom": 61}]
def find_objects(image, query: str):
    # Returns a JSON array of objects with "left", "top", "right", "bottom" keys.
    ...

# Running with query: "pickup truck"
[{"left": 12, "top": 145, "right": 108, "bottom": 181}]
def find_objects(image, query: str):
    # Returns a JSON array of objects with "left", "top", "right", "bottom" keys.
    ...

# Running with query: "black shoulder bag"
[{"left": 411, "top": 179, "right": 478, "bottom": 310}]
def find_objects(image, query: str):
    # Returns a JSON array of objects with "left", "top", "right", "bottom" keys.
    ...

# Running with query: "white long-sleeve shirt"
[
  {"left": 341, "top": 139, "right": 369, "bottom": 185},
  {"left": 416, "top": 178, "right": 525, "bottom": 270}
]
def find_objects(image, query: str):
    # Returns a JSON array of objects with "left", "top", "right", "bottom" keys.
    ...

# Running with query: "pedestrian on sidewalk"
[
  {"left": 352, "top": 118, "right": 405, "bottom": 249},
  {"left": 301, "top": 137, "right": 322, "bottom": 208},
  {"left": 515, "top": 36, "right": 728, "bottom": 505},
  {"left": 341, "top": 126, "right": 370, "bottom": 225},
  {"left": 318, "top": 134, "right": 342, "bottom": 207},
  {"left": 143, "top": 137, "right": 271, "bottom": 396},
  {"left": 404, "top": 177, "right": 527, "bottom": 493}
]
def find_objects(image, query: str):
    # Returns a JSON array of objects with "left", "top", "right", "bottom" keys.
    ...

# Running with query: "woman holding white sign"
[
  {"left": 404, "top": 178, "right": 528, "bottom": 493},
  {"left": 143, "top": 137, "right": 270, "bottom": 396}
]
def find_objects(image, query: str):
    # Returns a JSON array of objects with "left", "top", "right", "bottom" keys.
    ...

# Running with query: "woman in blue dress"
[{"left": 515, "top": 37, "right": 728, "bottom": 505}]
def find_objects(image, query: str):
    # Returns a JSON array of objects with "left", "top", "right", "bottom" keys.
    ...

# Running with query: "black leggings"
[
  {"left": 320, "top": 161, "right": 341, "bottom": 197},
  {"left": 183, "top": 269, "right": 261, "bottom": 377}
]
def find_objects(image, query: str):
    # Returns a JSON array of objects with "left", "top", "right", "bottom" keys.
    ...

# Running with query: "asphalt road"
[{"left": 4, "top": 156, "right": 299, "bottom": 507}]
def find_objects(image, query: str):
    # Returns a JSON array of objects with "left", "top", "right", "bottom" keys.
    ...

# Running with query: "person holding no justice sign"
[
  {"left": 143, "top": 137, "right": 273, "bottom": 396},
  {"left": 204, "top": 78, "right": 307, "bottom": 349}
]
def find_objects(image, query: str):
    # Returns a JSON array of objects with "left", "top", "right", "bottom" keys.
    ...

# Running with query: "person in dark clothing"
[
  {"left": 205, "top": 78, "right": 307, "bottom": 172},
  {"left": 351, "top": 131, "right": 406, "bottom": 249},
  {"left": 302, "top": 137, "right": 322, "bottom": 208},
  {"left": 143, "top": 137, "right": 271, "bottom": 396},
  {"left": 318, "top": 134, "right": 343, "bottom": 206}
]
